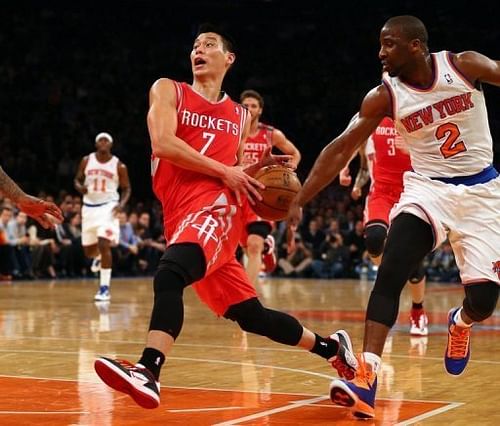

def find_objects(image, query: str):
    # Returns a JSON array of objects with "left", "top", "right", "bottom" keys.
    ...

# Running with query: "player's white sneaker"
[{"left": 94, "top": 285, "right": 110, "bottom": 301}]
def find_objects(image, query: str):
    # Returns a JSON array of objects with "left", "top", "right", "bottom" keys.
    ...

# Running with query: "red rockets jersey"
[
  {"left": 370, "top": 117, "right": 412, "bottom": 187},
  {"left": 241, "top": 122, "right": 274, "bottom": 166},
  {"left": 151, "top": 81, "right": 248, "bottom": 222}
]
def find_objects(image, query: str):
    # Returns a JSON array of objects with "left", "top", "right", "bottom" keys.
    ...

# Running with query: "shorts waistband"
[
  {"left": 83, "top": 201, "right": 115, "bottom": 207},
  {"left": 429, "top": 165, "right": 499, "bottom": 186}
]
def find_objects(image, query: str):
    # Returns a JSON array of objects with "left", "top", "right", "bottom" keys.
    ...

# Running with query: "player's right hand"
[
  {"left": 286, "top": 200, "right": 303, "bottom": 229},
  {"left": 222, "top": 165, "right": 264, "bottom": 206},
  {"left": 339, "top": 167, "right": 352, "bottom": 186},
  {"left": 351, "top": 186, "right": 362, "bottom": 200},
  {"left": 16, "top": 195, "right": 63, "bottom": 229}
]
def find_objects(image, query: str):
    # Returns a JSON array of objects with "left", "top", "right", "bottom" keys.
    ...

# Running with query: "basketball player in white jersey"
[
  {"left": 288, "top": 15, "right": 500, "bottom": 419},
  {"left": 74, "top": 132, "right": 131, "bottom": 301}
]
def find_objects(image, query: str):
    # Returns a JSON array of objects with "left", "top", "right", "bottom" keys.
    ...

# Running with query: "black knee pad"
[
  {"left": 409, "top": 261, "right": 426, "bottom": 283},
  {"left": 463, "top": 282, "right": 499, "bottom": 322},
  {"left": 157, "top": 243, "right": 206, "bottom": 285},
  {"left": 247, "top": 221, "right": 272, "bottom": 239},
  {"left": 366, "top": 291, "right": 401, "bottom": 327},
  {"left": 364, "top": 223, "right": 387, "bottom": 257},
  {"left": 224, "top": 297, "right": 303, "bottom": 346}
]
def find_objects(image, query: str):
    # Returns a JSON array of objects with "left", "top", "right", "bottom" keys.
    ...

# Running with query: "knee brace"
[
  {"left": 408, "top": 261, "right": 426, "bottom": 283},
  {"left": 224, "top": 298, "right": 303, "bottom": 346},
  {"left": 247, "top": 221, "right": 272, "bottom": 239},
  {"left": 149, "top": 243, "right": 207, "bottom": 339},
  {"left": 366, "top": 213, "right": 433, "bottom": 327},
  {"left": 463, "top": 282, "right": 499, "bottom": 322},
  {"left": 364, "top": 223, "right": 387, "bottom": 257}
]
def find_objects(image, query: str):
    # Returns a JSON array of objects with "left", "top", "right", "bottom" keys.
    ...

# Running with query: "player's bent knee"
[
  {"left": 364, "top": 223, "right": 387, "bottom": 257},
  {"left": 157, "top": 243, "right": 206, "bottom": 285},
  {"left": 224, "top": 297, "right": 303, "bottom": 346},
  {"left": 246, "top": 234, "right": 264, "bottom": 256},
  {"left": 408, "top": 262, "right": 426, "bottom": 283},
  {"left": 463, "top": 282, "right": 499, "bottom": 322}
]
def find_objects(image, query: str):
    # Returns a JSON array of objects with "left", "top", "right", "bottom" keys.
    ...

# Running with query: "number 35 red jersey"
[{"left": 151, "top": 81, "right": 248, "bottom": 225}]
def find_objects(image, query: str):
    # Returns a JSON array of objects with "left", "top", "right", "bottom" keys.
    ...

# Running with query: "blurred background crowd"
[{"left": 0, "top": 1, "right": 497, "bottom": 283}]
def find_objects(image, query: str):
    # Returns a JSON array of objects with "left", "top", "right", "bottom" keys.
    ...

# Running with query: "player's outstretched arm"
[
  {"left": 287, "top": 85, "right": 390, "bottom": 226},
  {"left": 0, "top": 166, "right": 63, "bottom": 228},
  {"left": 453, "top": 51, "right": 500, "bottom": 87}
]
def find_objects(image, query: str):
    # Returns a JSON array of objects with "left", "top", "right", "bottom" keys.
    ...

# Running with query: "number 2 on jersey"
[{"left": 436, "top": 122, "right": 467, "bottom": 159}]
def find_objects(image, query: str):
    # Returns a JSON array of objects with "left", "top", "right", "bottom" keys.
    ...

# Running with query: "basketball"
[{"left": 251, "top": 165, "right": 302, "bottom": 221}]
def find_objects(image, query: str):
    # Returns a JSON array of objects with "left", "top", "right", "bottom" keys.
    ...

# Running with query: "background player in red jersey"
[
  {"left": 239, "top": 89, "right": 301, "bottom": 285},
  {"left": 0, "top": 165, "right": 62, "bottom": 228},
  {"left": 94, "top": 24, "right": 356, "bottom": 409},
  {"left": 340, "top": 117, "right": 428, "bottom": 336},
  {"left": 74, "top": 133, "right": 131, "bottom": 301}
]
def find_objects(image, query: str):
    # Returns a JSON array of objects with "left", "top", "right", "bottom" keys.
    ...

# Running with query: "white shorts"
[
  {"left": 390, "top": 172, "right": 500, "bottom": 285},
  {"left": 81, "top": 202, "right": 119, "bottom": 246}
]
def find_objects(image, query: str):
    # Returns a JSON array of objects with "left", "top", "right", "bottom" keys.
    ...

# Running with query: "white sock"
[
  {"left": 100, "top": 268, "right": 112, "bottom": 287},
  {"left": 453, "top": 307, "right": 473, "bottom": 328},
  {"left": 362, "top": 352, "right": 382, "bottom": 374}
]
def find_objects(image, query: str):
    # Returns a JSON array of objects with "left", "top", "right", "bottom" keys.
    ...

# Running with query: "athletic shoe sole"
[
  {"left": 329, "top": 379, "right": 375, "bottom": 419},
  {"left": 94, "top": 357, "right": 159, "bottom": 409}
]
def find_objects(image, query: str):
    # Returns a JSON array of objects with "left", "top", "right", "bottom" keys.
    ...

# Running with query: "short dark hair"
[
  {"left": 240, "top": 89, "right": 264, "bottom": 108},
  {"left": 196, "top": 23, "right": 235, "bottom": 53},
  {"left": 385, "top": 15, "right": 428, "bottom": 46}
]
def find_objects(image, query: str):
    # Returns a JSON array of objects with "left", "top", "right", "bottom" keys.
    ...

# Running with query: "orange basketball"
[{"left": 251, "top": 165, "right": 302, "bottom": 221}]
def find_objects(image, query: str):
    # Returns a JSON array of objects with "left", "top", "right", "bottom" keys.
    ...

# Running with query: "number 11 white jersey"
[
  {"left": 83, "top": 153, "right": 120, "bottom": 205},
  {"left": 382, "top": 50, "right": 493, "bottom": 178}
]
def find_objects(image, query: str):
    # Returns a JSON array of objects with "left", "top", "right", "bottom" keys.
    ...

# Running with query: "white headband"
[{"left": 95, "top": 132, "right": 113, "bottom": 143}]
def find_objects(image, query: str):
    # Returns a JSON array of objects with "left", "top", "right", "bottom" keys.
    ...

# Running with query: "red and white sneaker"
[
  {"left": 410, "top": 308, "right": 429, "bottom": 336},
  {"left": 94, "top": 357, "right": 160, "bottom": 409},
  {"left": 262, "top": 235, "right": 277, "bottom": 273}
]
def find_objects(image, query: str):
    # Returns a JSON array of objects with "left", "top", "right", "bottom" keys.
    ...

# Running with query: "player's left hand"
[
  {"left": 17, "top": 195, "right": 63, "bottom": 229},
  {"left": 258, "top": 147, "right": 294, "bottom": 169},
  {"left": 112, "top": 205, "right": 123, "bottom": 217}
]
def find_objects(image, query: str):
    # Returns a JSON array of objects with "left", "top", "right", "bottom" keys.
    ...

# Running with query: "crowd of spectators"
[{"left": 1, "top": 3, "right": 494, "bottom": 283}]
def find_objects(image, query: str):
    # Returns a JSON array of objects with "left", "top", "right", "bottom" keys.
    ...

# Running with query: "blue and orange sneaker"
[
  {"left": 444, "top": 307, "right": 471, "bottom": 376},
  {"left": 330, "top": 355, "right": 377, "bottom": 419}
]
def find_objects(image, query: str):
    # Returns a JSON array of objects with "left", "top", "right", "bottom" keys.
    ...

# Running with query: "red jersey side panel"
[{"left": 241, "top": 122, "right": 274, "bottom": 166}]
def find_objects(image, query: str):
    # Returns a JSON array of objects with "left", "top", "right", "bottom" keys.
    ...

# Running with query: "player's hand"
[
  {"left": 339, "top": 167, "right": 352, "bottom": 186},
  {"left": 286, "top": 199, "right": 303, "bottom": 229},
  {"left": 258, "top": 147, "right": 294, "bottom": 169},
  {"left": 112, "top": 205, "right": 123, "bottom": 217},
  {"left": 222, "top": 165, "right": 264, "bottom": 206},
  {"left": 286, "top": 224, "right": 297, "bottom": 255},
  {"left": 351, "top": 186, "right": 362, "bottom": 200},
  {"left": 17, "top": 195, "right": 63, "bottom": 229}
]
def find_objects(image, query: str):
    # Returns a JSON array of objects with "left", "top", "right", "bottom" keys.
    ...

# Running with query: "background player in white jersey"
[
  {"left": 74, "top": 132, "right": 131, "bottom": 301},
  {"left": 288, "top": 15, "right": 500, "bottom": 419},
  {"left": 239, "top": 90, "right": 301, "bottom": 285}
]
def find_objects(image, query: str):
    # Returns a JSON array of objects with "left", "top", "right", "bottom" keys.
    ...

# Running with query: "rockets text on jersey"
[{"left": 241, "top": 123, "right": 274, "bottom": 166}]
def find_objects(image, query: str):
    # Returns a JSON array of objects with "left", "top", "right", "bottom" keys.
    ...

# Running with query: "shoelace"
[
  {"left": 354, "top": 355, "right": 376, "bottom": 386},
  {"left": 448, "top": 326, "right": 470, "bottom": 358}
]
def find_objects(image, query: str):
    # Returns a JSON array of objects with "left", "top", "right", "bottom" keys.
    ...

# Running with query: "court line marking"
[
  {"left": 0, "top": 373, "right": 463, "bottom": 406},
  {"left": 395, "top": 402, "right": 464, "bottom": 425},
  {"left": 212, "top": 395, "right": 329, "bottom": 426},
  {"left": 168, "top": 406, "right": 245, "bottom": 413},
  {"left": 0, "top": 411, "right": 88, "bottom": 415},
  {"left": 0, "top": 341, "right": 499, "bottom": 365}
]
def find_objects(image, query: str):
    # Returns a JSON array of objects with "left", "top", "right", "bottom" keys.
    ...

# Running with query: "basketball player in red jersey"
[
  {"left": 0, "top": 165, "right": 62, "bottom": 227},
  {"left": 288, "top": 15, "right": 500, "bottom": 419},
  {"left": 74, "top": 133, "right": 131, "bottom": 301},
  {"left": 340, "top": 117, "right": 429, "bottom": 336},
  {"left": 94, "top": 24, "right": 356, "bottom": 409},
  {"left": 240, "top": 89, "right": 301, "bottom": 284}
]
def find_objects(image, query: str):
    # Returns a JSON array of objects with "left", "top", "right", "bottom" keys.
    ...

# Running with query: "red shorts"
[
  {"left": 165, "top": 189, "right": 257, "bottom": 316},
  {"left": 364, "top": 183, "right": 403, "bottom": 226}
]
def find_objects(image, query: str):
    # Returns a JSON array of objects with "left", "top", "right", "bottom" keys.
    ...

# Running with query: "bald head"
[{"left": 384, "top": 15, "right": 428, "bottom": 46}]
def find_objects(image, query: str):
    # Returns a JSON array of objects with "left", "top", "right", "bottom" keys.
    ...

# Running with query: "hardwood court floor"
[{"left": 0, "top": 276, "right": 498, "bottom": 425}]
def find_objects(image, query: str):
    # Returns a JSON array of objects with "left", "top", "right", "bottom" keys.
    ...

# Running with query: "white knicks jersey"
[
  {"left": 383, "top": 51, "right": 493, "bottom": 178},
  {"left": 83, "top": 153, "right": 120, "bottom": 205}
]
